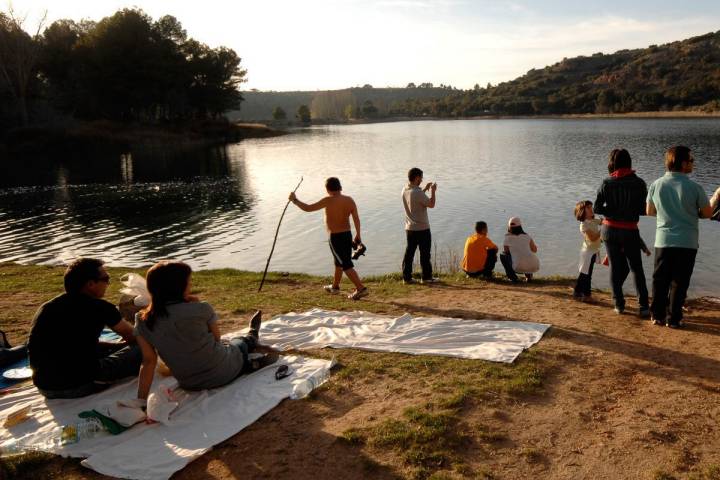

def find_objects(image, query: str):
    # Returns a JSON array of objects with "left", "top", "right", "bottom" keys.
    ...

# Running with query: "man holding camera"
[{"left": 401, "top": 167, "right": 438, "bottom": 284}]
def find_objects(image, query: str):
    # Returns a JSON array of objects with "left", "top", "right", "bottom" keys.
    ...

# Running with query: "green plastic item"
[{"left": 78, "top": 410, "right": 128, "bottom": 435}]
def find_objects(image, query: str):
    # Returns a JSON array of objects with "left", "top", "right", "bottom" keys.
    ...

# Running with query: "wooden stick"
[{"left": 258, "top": 177, "right": 303, "bottom": 292}]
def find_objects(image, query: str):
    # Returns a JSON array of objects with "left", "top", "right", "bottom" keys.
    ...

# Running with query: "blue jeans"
[
  {"left": 499, "top": 252, "right": 532, "bottom": 282},
  {"left": 228, "top": 336, "right": 257, "bottom": 373}
]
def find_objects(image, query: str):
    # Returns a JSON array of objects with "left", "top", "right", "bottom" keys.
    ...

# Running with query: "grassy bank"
[
  {"left": 0, "top": 263, "right": 572, "bottom": 343},
  {"left": 2, "top": 263, "right": 720, "bottom": 479},
  {"left": 0, "top": 264, "right": 555, "bottom": 480}
]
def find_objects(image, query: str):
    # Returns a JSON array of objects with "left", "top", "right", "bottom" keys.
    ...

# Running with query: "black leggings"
[{"left": 574, "top": 254, "right": 597, "bottom": 296}]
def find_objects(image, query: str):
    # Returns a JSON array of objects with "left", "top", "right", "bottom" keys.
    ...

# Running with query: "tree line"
[
  {"left": 0, "top": 8, "right": 245, "bottom": 134},
  {"left": 231, "top": 87, "right": 452, "bottom": 122}
]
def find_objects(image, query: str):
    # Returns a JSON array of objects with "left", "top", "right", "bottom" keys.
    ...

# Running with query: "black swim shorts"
[{"left": 329, "top": 231, "right": 354, "bottom": 270}]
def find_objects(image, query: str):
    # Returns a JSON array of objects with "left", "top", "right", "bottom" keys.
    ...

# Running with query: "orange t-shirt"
[{"left": 461, "top": 234, "right": 498, "bottom": 272}]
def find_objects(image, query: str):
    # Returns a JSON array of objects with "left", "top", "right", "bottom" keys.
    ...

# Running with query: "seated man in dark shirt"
[{"left": 28, "top": 258, "right": 141, "bottom": 399}]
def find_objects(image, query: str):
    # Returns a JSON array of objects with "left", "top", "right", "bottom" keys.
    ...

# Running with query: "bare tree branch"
[{"left": 0, "top": 2, "right": 46, "bottom": 125}]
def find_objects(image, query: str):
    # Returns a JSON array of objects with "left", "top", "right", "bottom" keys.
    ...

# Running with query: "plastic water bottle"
[
  {"left": 0, "top": 418, "right": 103, "bottom": 457},
  {"left": 0, "top": 418, "right": 103, "bottom": 456},
  {"left": 0, "top": 427, "right": 62, "bottom": 456},
  {"left": 290, "top": 357, "right": 336, "bottom": 400},
  {"left": 0, "top": 438, "right": 27, "bottom": 456},
  {"left": 0, "top": 430, "right": 60, "bottom": 457},
  {"left": 60, "top": 418, "right": 104, "bottom": 444}
]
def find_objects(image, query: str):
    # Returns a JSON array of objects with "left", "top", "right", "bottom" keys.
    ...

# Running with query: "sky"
[{"left": 11, "top": 0, "right": 720, "bottom": 91}]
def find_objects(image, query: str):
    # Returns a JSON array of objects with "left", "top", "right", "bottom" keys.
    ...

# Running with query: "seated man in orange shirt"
[{"left": 461, "top": 221, "right": 498, "bottom": 279}]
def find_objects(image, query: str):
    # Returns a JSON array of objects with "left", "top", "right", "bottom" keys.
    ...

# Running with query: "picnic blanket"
[
  {"left": 0, "top": 355, "right": 331, "bottom": 480},
  {"left": 261, "top": 309, "right": 550, "bottom": 363}
]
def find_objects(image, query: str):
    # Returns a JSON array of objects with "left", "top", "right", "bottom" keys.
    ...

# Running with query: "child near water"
[{"left": 573, "top": 200, "right": 602, "bottom": 300}]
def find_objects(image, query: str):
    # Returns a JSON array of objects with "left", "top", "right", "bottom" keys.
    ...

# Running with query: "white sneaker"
[
  {"left": 323, "top": 285, "right": 340, "bottom": 294},
  {"left": 420, "top": 277, "right": 440, "bottom": 284}
]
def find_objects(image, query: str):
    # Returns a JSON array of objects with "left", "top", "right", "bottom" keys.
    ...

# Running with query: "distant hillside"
[
  {"left": 397, "top": 30, "right": 720, "bottom": 117},
  {"left": 227, "top": 86, "right": 453, "bottom": 122},
  {"left": 230, "top": 30, "right": 720, "bottom": 122},
  {"left": 227, "top": 91, "right": 314, "bottom": 122}
]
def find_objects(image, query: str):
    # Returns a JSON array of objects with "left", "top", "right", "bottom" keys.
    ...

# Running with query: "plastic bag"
[
  {"left": 120, "top": 273, "right": 150, "bottom": 307},
  {"left": 106, "top": 399, "right": 147, "bottom": 427},
  {"left": 147, "top": 388, "right": 180, "bottom": 425}
]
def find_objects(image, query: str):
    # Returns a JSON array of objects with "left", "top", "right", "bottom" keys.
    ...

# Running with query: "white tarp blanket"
[
  {"left": 0, "top": 355, "right": 331, "bottom": 480},
  {"left": 261, "top": 309, "right": 550, "bottom": 363}
]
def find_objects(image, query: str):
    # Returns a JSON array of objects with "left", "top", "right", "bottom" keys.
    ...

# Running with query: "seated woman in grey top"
[{"left": 135, "top": 261, "right": 262, "bottom": 399}]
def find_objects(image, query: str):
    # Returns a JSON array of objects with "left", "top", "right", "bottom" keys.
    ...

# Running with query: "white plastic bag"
[
  {"left": 100, "top": 399, "right": 147, "bottom": 427},
  {"left": 147, "top": 388, "right": 180, "bottom": 425},
  {"left": 120, "top": 273, "right": 150, "bottom": 307}
]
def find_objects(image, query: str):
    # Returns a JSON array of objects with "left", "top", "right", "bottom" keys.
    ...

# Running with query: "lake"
[{"left": 1, "top": 118, "right": 718, "bottom": 296}]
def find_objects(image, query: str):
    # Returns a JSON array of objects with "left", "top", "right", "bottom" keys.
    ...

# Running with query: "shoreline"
[
  {"left": 0, "top": 121, "right": 286, "bottom": 158},
  {"left": 291, "top": 110, "right": 720, "bottom": 127},
  {"left": 1, "top": 262, "right": 716, "bottom": 310}
]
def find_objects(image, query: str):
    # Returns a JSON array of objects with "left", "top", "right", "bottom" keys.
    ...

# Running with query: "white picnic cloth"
[
  {"left": 0, "top": 355, "right": 331, "bottom": 480},
  {"left": 261, "top": 309, "right": 550, "bottom": 363}
]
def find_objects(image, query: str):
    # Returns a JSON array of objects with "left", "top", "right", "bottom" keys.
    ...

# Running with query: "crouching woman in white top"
[{"left": 499, "top": 217, "right": 540, "bottom": 283}]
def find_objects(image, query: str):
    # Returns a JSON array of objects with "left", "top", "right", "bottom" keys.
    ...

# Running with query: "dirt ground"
[{"left": 3, "top": 279, "right": 720, "bottom": 480}]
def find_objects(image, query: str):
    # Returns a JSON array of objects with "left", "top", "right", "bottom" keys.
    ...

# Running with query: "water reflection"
[
  {"left": 0, "top": 119, "right": 719, "bottom": 296},
  {"left": 0, "top": 146, "right": 257, "bottom": 268},
  {"left": 120, "top": 154, "right": 133, "bottom": 184}
]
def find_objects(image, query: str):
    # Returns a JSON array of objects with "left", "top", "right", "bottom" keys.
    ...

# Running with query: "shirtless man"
[{"left": 289, "top": 177, "right": 368, "bottom": 300}]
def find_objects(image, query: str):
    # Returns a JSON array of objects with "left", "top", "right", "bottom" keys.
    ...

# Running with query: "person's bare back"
[
  {"left": 289, "top": 177, "right": 367, "bottom": 300},
  {"left": 323, "top": 194, "right": 356, "bottom": 233},
  {"left": 289, "top": 190, "right": 360, "bottom": 238}
]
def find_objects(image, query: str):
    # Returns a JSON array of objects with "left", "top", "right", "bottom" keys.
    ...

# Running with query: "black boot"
[{"left": 249, "top": 310, "right": 262, "bottom": 340}]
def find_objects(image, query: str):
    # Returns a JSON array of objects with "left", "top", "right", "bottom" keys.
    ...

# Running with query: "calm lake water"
[{"left": 1, "top": 118, "right": 719, "bottom": 296}]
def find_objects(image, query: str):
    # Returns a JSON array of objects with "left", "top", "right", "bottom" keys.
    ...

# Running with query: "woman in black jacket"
[{"left": 594, "top": 149, "right": 650, "bottom": 316}]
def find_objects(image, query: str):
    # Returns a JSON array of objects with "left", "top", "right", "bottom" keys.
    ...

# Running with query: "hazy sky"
[{"left": 13, "top": 0, "right": 720, "bottom": 91}]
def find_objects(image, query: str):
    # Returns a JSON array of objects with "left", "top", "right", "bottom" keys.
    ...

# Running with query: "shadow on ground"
[{"left": 174, "top": 389, "right": 402, "bottom": 480}]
